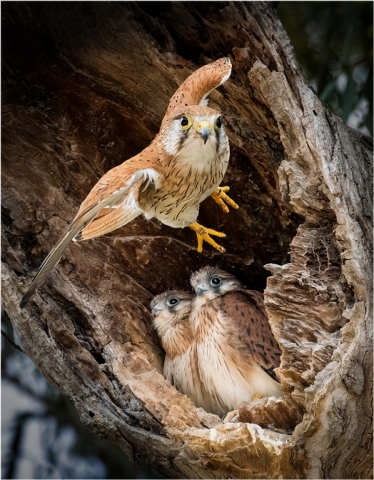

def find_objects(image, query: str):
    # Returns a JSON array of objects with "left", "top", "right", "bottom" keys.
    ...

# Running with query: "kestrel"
[
  {"left": 21, "top": 58, "right": 238, "bottom": 307},
  {"left": 151, "top": 290, "right": 217, "bottom": 413},
  {"left": 190, "top": 266, "right": 282, "bottom": 415}
]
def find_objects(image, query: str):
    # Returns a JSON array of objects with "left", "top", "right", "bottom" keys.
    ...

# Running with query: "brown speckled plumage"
[
  {"left": 163, "top": 57, "right": 232, "bottom": 121},
  {"left": 151, "top": 290, "right": 213, "bottom": 412},
  {"left": 220, "top": 290, "right": 282, "bottom": 371},
  {"left": 21, "top": 58, "right": 233, "bottom": 307},
  {"left": 190, "top": 266, "right": 283, "bottom": 414}
]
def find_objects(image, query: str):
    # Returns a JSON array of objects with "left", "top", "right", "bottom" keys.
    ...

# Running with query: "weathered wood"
[{"left": 2, "top": 2, "right": 372, "bottom": 478}]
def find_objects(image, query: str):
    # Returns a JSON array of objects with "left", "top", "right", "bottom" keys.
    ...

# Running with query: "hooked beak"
[
  {"left": 196, "top": 286, "right": 208, "bottom": 296},
  {"left": 196, "top": 121, "right": 211, "bottom": 144},
  {"left": 151, "top": 306, "right": 163, "bottom": 316}
]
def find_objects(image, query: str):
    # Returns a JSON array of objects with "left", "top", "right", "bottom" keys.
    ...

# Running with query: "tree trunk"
[{"left": 2, "top": 2, "right": 372, "bottom": 478}]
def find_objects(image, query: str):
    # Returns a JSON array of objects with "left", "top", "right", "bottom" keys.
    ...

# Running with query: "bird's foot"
[
  {"left": 211, "top": 186, "right": 239, "bottom": 213},
  {"left": 189, "top": 222, "right": 226, "bottom": 253}
]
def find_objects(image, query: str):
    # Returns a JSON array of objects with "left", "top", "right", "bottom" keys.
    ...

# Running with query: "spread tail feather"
[{"left": 163, "top": 57, "right": 232, "bottom": 122}]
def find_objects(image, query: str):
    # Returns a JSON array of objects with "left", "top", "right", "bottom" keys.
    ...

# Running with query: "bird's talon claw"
[
  {"left": 189, "top": 222, "right": 226, "bottom": 253},
  {"left": 211, "top": 186, "right": 239, "bottom": 213}
]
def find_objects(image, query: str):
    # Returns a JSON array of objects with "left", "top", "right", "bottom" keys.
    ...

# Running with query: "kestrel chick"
[
  {"left": 21, "top": 58, "right": 238, "bottom": 307},
  {"left": 190, "top": 266, "right": 282, "bottom": 415},
  {"left": 151, "top": 290, "right": 213, "bottom": 411}
]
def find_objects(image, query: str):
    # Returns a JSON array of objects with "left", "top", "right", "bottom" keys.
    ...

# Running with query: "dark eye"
[
  {"left": 181, "top": 116, "right": 189, "bottom": 127},
  {"left": 215, "top": 117, "right": 222, "bottom": 129},
  {"left": 167, "top": 297, "right": 180, "bottom": 307},
  {"left": 210, "top": 276, "right": 222, "bottom": 287}
]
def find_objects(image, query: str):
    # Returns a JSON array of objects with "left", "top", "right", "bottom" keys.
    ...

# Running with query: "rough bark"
[{"left": 2, "top": 2, "right": 372, "bottom": 479}]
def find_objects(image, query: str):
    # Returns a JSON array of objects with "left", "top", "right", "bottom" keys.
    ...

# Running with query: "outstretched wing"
[
  {"left": 163, "top": 57, "right": 232, "bottom": 121},
  {"left": 74, "top": 178, "right": 146, "bottom": 241},
  {"left": 221, "top": 290, "right": 282, "bottom": 371},
  {"left": 20, "top": 165, "right": 159, "bottom": 308}
]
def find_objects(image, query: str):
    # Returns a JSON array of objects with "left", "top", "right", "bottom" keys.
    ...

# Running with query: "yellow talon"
[
  {"left": 189, "top": 222, "right": 226, "bottom": 253},
  {"left": 211, "top": 186, "right": 239, "bottom": 213}
]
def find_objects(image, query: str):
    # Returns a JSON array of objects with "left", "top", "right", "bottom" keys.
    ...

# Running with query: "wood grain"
[{"left": 2, "top": 2, "right": 372, "bottom": 478}]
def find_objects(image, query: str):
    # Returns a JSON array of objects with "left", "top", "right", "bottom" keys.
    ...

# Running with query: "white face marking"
[{"left": 162, "top": 113, "right": 227, "bottom": 169}]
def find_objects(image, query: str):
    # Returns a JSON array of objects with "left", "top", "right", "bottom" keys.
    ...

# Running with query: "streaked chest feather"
[
  {"left": 192, "top": 304, "right": 282, "bottom": 411},
  {"left": 160, "top": 321, "right": 194, "bottom": 359},
  {"left": 140, "top": 138, "right": 229, "bottom": 226},
  {"left": 163, "top": 341, "right": 212, "bottom": 411}
]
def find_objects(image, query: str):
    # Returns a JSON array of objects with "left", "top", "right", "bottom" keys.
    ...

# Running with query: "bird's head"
[
  {"left": 151, "top": 289, "right": 192, "bottom": 330},
  {"left": 160, "top": 105, "right": 228, "bottom": 162},
  {"left": 190, "top": 266, "right": 245, "bottom": 301},
  {"left": 151, "top": 290, "right": 194, "bottom": 354}
]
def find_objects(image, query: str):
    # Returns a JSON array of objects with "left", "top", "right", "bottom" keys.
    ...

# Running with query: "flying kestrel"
[
  {"left": 190, "top": 266, "right": 282, "bottom": 415},
  {"left": 151, "top": 290, "right": 216, "bottom": 413},
  {"left": 21, "top": 58, "right": 238, "bottom": 307}
]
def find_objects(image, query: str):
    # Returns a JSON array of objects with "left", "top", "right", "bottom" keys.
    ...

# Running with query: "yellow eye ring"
[{"left": 180, "top": 114, "right": 192, "bottom": 130}]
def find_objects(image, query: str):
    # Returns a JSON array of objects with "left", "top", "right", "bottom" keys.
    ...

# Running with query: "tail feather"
[
  {"left": 20, "top": 188, "right": 127, "bottom": 308},
  {"left": 163, "top": 57, "right": 232, "bottom": 121},
  {"left": 20, "top": 167, "right": 159, "bottom": 308}
]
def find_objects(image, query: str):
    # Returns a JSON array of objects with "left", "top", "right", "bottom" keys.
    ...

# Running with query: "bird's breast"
[{"left": 140, "top": 143, "right": 229, "bottom": 227}]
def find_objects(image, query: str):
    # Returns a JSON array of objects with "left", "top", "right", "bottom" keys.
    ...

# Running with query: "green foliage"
[{"left": 277, "top": 1, "right": 373, "bottom": 134}]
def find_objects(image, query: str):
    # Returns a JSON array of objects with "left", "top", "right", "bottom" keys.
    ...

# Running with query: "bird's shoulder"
[
  {"left": 220, "top": 290, "right": 266, "bottom": 323},
  {"left": 77, "top": 142, "right": 166, "bottom": 214}
]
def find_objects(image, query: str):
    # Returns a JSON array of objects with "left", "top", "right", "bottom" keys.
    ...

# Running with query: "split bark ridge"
[{"left": 2, "top": 3, "right": 372, "bottom": 478}]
